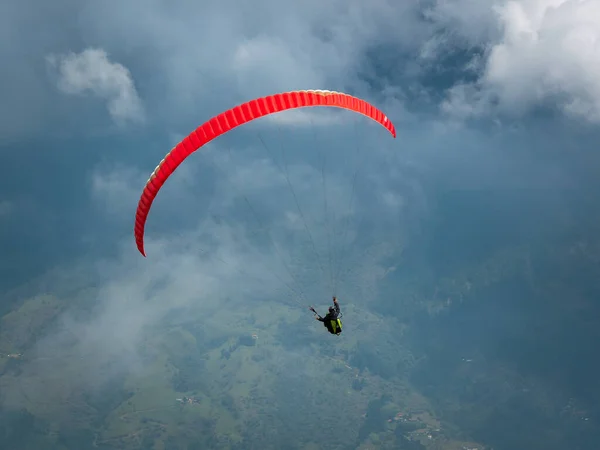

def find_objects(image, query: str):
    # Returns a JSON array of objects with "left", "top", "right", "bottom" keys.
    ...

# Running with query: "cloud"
[
  {"left": 90, "top": 154, "right": 198, "bottom": 224},
  {"left": 3, "top": 221, "right": 293, "bottom": 406},
  {"left": 70, "top": 0, "right": 426, "bottom": 125},
  {"left": 424, "top": 0, "right": 501, "bottom": 45},
  {"left": 175, "top": 136, "right": 394, "bottom": 301},
  {"left": 14, "top": 119, "right": 405, "bottom": 389},
  {"left": 3, "top": 3, "right": 600, "bottom": 446},
  {"left": 47, "top": 48, "right": 145, "bottom": 124},
  {"left": 231, "top": 35, "right": 325, "bottom": 94},
  {"left": 440, "top": 0, "right": 600, "bottom": 123},
  {"left": 90, "top": 165, "right": 147, "bottom": 216}
]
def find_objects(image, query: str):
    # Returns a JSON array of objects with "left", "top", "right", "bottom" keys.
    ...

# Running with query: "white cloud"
[
  {"left": 90, "top": 159, "right": 197, "bottom": 220},
  {"left": 72, "top": 0, "right": 425, "bottom": 123},
  {"left": 29, "top": 147, "right": 403, "bottom": 379},
  {"left": 232, "top": 35, "right": 325, "bottom": 94},
  {"left": 206, "top": 139, "right": 365, "bottom": 238},
  {"left": 440, "top": 0, "right": 600, "bottom": 123},
  {"left": 47, "top": 48, "right": 145, "bottom": 124},
  {"left": 0, "top": 0, "right": 410, "bottom": 143},
  {"left": 85, "top": 120, "right": 403, "bottom": 307},
  {"left": 424, "top": 0, "right": 501, "bottom": 45},
  {"left": 4, "top": 220, "right": 295, "bottom": 402}
]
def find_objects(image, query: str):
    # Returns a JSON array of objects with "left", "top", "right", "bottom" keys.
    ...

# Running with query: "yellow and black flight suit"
[{"left": 315, "top": 299, "right": 342, "bottom": 335}]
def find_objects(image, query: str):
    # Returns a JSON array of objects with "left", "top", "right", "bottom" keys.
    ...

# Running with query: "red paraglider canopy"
[{"left": 134, "top": 89, "right": 396, "bottom": 256}]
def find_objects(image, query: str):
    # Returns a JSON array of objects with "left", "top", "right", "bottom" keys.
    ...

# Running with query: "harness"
[{"left": 327, "top": 317, "right": 343, "bottom": 335}]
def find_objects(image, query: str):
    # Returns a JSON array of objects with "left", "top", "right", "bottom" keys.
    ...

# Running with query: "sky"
[{"left": 2, "top": 0, "right": 600, "bottom": 447}]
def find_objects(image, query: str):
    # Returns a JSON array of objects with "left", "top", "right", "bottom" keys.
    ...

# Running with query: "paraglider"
[
  {"left": 310, "top": 296, "right": 342, "bottom": 335},
  {"left": 133, "top": 89, "right": 396, "bottom": 257}
]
